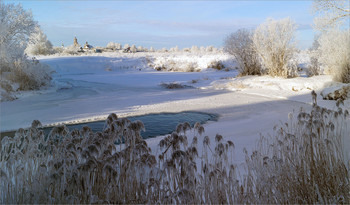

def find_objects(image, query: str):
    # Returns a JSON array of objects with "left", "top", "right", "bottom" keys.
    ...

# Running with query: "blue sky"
[{"left": 7, "top": 1, "right": 315, "bottom": 49}]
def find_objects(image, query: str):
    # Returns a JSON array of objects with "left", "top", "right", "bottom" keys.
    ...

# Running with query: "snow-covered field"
[{"left": 1, "top": 51, "right": 348, "bottom": 163}]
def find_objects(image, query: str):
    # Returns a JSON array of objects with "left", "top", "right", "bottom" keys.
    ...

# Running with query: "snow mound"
[
  {"left": 214, "top": 75, "right": 332, "bottom": 91},
  {"left": 146, "top": 53, "right": 235, "bottom": 72}
]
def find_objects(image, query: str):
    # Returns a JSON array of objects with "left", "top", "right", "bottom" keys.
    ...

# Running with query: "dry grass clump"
[
  {"left": 0, "top": 116, "right": 238, "bottom": 203},
  {"left": 1, "top": 57, "right": 52, "bottom": 101},
  {"left": 243, "top": 91, "right": 349, "bottom": 204},
  {"left": 322, "top": 85, "right": 350, "bottom": 103},
  {"left": 0, "top": 114, "right": 154, "bottom": 203},
  {"left": 1, "top": 93, "right": 348, "bottom": 203},
  {"left": 207, "top": 60, "right": 225, "bottom": 71},
  {"left": 160, "top": 82, "right": 190, "bottom": 89}
]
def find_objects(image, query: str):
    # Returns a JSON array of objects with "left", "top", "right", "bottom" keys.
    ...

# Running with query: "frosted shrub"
[
  {"left": 160, "top": 82, "right": 187, "bottom": 89},
  {"left": 306, "top": 37, "right": 322, "bottom": 77},
  {"left": 184, "top": 62, "right": 198, "bottom": 72},
  {"left": 207, "top": 60, "right": 225, "bottom": 70},
  {"left": 62, "top": 45, "right": 80, "bottom": 55},
  {"left": 307, "top": 55, "right": 322, "bottom": 77},
  {"left": 8, "top": 57, "right": 52, "bottom": 91},
  {"left": 317, "top": 29, "right": 350, "bottom": 83},
  {"left": 106, "top": 42, "right": 122, "bottom": 50},
  {"left": 160, "top": 47, "right": 168, "bottom": 52},
  {"left": 25, "top": 26, "right": 54, "bottom": 56},
  {"left": 253, "top": 18, "right": 298, "bottom": 78},
  {"left": 137, "top": 46, "right": 145, "bottom": 52},
  {"left": 183, "top": 47, "right": 191, "bottom": 52},
  {"left": 224, "top": 29, "right": 262, "bottom": 76}
]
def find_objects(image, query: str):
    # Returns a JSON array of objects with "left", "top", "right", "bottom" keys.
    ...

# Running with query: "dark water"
[{"left": 1, "top": 111, "right": 218, "bottom": 139}]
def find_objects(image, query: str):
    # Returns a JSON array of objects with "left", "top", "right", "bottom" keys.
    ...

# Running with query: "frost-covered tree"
[
  {"left": 106, "top": 42, "right": 116, "bottom": 50},
  {"left": 206, "top": 46, "right": 214, "bottom": 52},
  {"left": 130, "top": 44, "right": 137, "bottom": 53},
  {"left": 123, "top": 44, "right": 130, "bottom": 49},
  {"left": 0, "top": 2, "right": 51, "bottom": 100},
  {"left": 313, "top": 0, "right": 350, "bottom": 32},
  {"left": 149, "top": 47, "right": 155, "bottom": 52},
  {"left": 25, "top": 26, "right": 54, "bottom": 55},
  {"left": 317, "top": 29, "right": 350, "bottom": 83},
  {"left": 0, "top": 2, "right": 36, "bottom": 69},
  {"left": 160, "top": 47, "right": 168, "bottom": 52},
  {"left": 224, "top": 29, "right": 261, "bottom": 76},
  {"left": 253, "top": 18, "right": 298, "bottom": 77},
  {"left": 137, "top": 46, "right": 144, "bottom": 52},
  {"left": 169, "top": 46, "right": 179, "bottom": 52},
  {"left": 106, "top": 42, "right": 121, "bottom": 50},
  {"left": 191, "top": 45, "right": 199, "bottom": 53},
  {"left": 115, "top": 43, "right": 122, "bottom": 50}
]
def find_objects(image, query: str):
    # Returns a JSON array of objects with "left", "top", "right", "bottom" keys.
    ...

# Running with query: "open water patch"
[{"left": 1, "top": 111, "right": 218, "bottom": 139}]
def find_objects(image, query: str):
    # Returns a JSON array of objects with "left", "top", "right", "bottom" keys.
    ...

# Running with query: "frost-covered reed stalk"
[
  {"left": 1, "top": 93, "right": 348, "bottom": 203},
  {"left": 243, "top": 91, "right": 349, "bottom": 204}
]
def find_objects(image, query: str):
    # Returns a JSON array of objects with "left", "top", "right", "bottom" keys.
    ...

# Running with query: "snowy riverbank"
[{"left": 1, "top": 53, "right": 348, "bottom": 163}]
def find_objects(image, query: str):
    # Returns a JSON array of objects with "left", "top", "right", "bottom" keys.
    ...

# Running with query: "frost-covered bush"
[
  {"left": 253, "top": 18, "right": 298, "bottom": 78},
  {"left": 62, "top": 45, "right": 81, "bottom": 55},
  {"left": 107, "top": 42, "right": 122, "bottom": 50},
  {"left": 137, "top": 46, "right": 146, "bottom": 52},
  {"left": 160, "top": 47, "right": 168, "bottom": 52},
  {"left": 160, "top": 82, "right": 187, "bottom": 89},
  {"left": 153, "top": 60, "right": 199, "bottom": 72},
  {"left": 224, "top": 29, "right": 262, "bottom": 76},
  {"left": 25, "top": 26, "right": 54, "bottom": 56},
  {"left": 317, "top": 29, "right": 350, "bottom": 83},
  {"left": 183, "top": 47, "right": 191, "bottom": 52},
  {"left": 307, "top": 56, "right": 322, "bottom": 77},
  {"left": 53, "top": 46, "right": 64, "bottom": 54},
  {"left": 7, "top": 57, "right": 52, "bottom": 91},
  {"left": 306, "top": 37, "right": 322, "bottom": 77},
  {"left": 106, "top": 42, "right": 122, "bottom": 50},
  {"left": 207, "top": 60, "right": 225, "bottom": 70}
]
